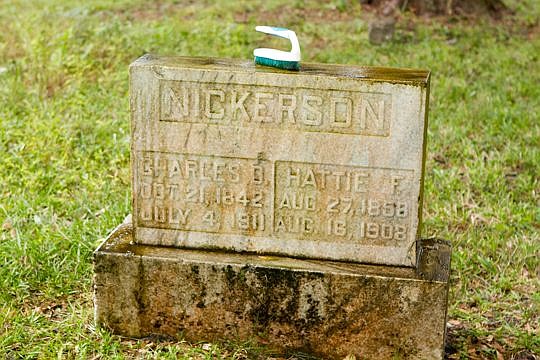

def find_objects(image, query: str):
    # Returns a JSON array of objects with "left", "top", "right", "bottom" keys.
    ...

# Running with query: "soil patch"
[
  {"left": 361, "top": 0, "right": 510, "bottom": 18},
  {"left": 234, "top": 6, "right": 358, "bottom": 25}
]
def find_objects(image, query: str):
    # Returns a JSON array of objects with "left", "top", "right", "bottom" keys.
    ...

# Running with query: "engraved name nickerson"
[{"left": 160, "top": 80, "right": 392, "bottom": 136}]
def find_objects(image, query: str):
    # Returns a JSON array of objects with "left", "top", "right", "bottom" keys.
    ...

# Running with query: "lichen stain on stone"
[{"left": 297, "top": 278, "right": 329, "bottom": 322}]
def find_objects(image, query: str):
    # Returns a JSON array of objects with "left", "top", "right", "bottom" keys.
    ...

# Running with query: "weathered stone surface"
[
  {"left": 94, "top": 217, "right": 450, "bottom": 359},
  {"left": 130, "top": 55, "right": 430, "bottom": 267}
]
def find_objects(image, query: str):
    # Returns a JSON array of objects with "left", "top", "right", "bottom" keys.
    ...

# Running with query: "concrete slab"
[{"left": 94, "top": 217, "right": 450, "bottom": 359}]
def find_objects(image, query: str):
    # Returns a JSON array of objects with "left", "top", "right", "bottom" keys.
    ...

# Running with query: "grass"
[{"left": 0, "top": 0, "right": 538, "bottom": 358}]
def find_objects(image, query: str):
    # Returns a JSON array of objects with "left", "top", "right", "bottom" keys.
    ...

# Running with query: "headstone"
[
  {"left": 369, "top": 17, "right": 396, "bottom": 45},
  {"left": 94, "top": 55, "right": 451, "bottom": 359},
  {"left": 130, "top": 55, "right": 429, "bottom": 267}
]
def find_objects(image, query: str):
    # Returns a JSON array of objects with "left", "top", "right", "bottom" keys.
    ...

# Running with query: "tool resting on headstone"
[{"left": 253, "top": 26, "right": 301, "bottom": 71}]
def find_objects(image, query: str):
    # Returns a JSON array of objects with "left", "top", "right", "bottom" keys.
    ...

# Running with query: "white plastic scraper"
[{"left": 253, "top": 26, "right": 301, "bottom": 71}]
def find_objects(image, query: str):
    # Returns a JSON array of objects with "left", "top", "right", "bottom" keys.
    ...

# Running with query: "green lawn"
[{"left": 1, "top": 0, "right": 538, "bottom": 358}]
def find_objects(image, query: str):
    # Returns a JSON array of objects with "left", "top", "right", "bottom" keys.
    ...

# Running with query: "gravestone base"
[{"left": 94, "top": 217, "right": 451, "bottom": 360}]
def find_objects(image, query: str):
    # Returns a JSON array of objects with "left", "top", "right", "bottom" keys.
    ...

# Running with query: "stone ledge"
[{"left": 94, "top": 217, "right": 450, "bottom": 359}]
